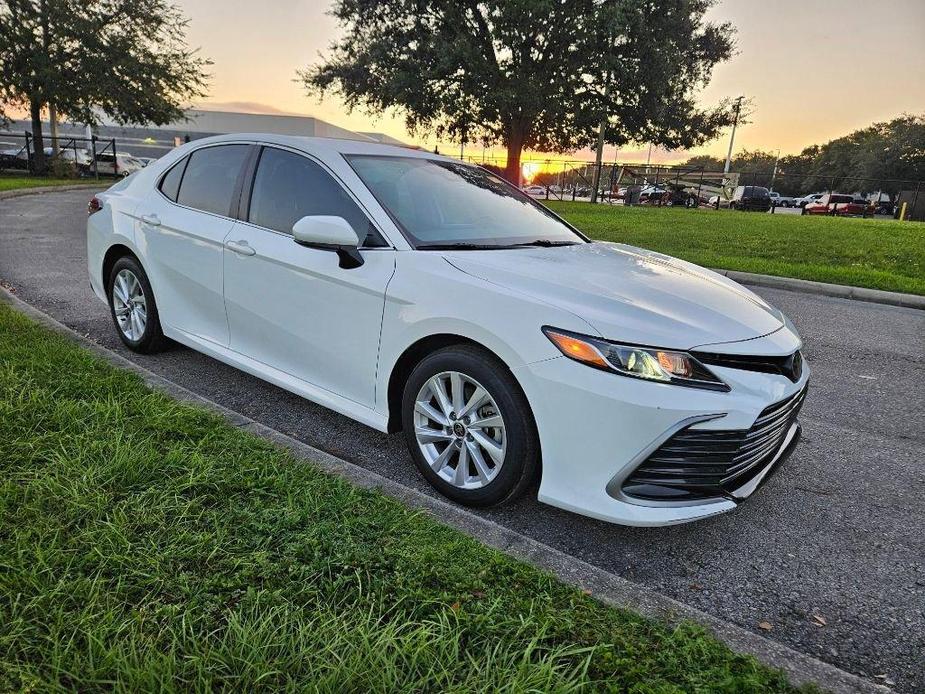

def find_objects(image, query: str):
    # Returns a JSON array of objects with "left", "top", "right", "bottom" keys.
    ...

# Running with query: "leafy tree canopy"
[
  {"left": 0, "top": 0, "right": 209, "bottom": 171},
  {"left": 681, "top": 115, "right": 925, "bottom": 195},
  {"left": 302, "top": 0, "right": 735, "bottom": 182}
]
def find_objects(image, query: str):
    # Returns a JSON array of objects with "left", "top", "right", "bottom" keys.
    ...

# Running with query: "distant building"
[
  {"left": 357, "top": 131, "right": 413, "bottom": 147},
  {"left": 155, "top": 109, "right": 377, "bottom": 142},
  {"left": 2, "top": 108, "right": 411, "bottom": 161}
]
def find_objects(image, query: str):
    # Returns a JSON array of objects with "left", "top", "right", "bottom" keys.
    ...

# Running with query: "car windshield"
[{"left": 347, "top": 155, "right": 583, "bottom": 249}]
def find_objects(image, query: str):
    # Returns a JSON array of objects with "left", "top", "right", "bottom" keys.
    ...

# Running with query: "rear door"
[
  {"left": 136, "top": 143, "right": 253, "bottom": 347},
  {"left": 222, "top": 145, "right": 395, "bottom": 407}
]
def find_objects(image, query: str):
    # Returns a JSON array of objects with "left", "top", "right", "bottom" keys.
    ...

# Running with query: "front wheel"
[{"left": 401, "top": 345, "right": 539, "bottom": 507}]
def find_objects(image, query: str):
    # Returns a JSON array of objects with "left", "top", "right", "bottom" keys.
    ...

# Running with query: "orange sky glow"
[{"left": 33, "top": 1, "right": 925, "bottom": 171}]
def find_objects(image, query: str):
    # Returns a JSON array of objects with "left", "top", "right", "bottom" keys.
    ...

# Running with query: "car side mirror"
[{"left": 291, "top": 215, "right": 364, "bottom": 269}]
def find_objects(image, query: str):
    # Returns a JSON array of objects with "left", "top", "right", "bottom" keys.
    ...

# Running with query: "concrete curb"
[
  {"left": 0, "top": 182, "right": 101, "bottom": 201},
  {"left": 0, "top": 287, "right": 886, "bottom": 694},
  {"left": 713, "top": 269, "right": 925, "bottom": 310}
]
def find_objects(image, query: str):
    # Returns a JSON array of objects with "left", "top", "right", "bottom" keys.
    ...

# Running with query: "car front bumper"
[{"left": 514, "top": 349, "right": 809, "bottom": 526}]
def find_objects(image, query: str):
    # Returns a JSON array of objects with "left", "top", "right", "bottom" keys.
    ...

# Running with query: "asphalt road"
[{"left": 2, "top": 190, "right": 923, "bottom": 692}]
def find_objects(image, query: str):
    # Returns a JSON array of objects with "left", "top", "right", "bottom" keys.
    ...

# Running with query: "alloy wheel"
[
  {"left": 413, "top": 370, "right": 506, "bottom": 490},
  {"left": 112, "top": 268, "right": 147, "bottom": 341}
]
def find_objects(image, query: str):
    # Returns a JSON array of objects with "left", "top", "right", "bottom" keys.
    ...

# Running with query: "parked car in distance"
[
  {"left": 795, "top": 193, "right": 824, "bottom": 209},
  {"left": 769, "top": 192, "right": 796, "bottom": 208},
  {"left": 94, "top": 152, "right": 146, "bottom": 177},
  {"left": 867, "top": 192, "right": 894, "bottom": 215},
  {"left": 34, "top": 147, "right": 93, "bottom": 173},
  {"left": 0, "top": 145, "right": 91, "bottom": 171},
  {"left": 522, "top": 185, "right": 546, "bottom": 196},
  {"left": 637, "top": 185, "right": 667, "bottom": 203},
  {"left": 729, "top": 185, "right": 771, "bottom": 211},
  {"left": 802, "top": 193, "right": 871, "bottom": 217},
  {"left": 0, "top": 147, "right": 29, "bottom": 170},
  {"left": 87, "top": 133, "right": 809, "bottom": 527}
]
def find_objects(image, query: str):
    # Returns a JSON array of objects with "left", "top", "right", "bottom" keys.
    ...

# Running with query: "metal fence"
[
  {"left": 459, "top": 154, "right": 924, "bottom": 220},
  {"left": 0, "top": 131, "right": 121, "bottom": 178}
]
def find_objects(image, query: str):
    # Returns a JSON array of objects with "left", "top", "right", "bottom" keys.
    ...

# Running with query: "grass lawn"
[
  {"left": 0, "top": 175, "right": 93, "bottom": 192},
  {"left": 0, "top": 302, "right": 805, "bottom": 691},
  {"left": 548, "top": 201, "right": 925, "bottom": 296}
]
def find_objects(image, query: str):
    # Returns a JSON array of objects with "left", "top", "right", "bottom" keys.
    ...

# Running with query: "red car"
[{"left": 802, "top": 193, "right": 871, "bottom": 217}]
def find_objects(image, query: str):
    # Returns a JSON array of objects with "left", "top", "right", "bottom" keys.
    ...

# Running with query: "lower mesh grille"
[{"left": 622, "top": 384, "right": 808, "bottom": 502}]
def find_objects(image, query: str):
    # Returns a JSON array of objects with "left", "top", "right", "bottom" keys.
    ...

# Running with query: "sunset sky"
[{"left": 178, "top": 0, "right": 924, "bottom": 164}]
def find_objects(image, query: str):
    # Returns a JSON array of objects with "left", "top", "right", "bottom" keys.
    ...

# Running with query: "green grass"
[
  {"left": 548, "top": 201, "right": 925, "bottom": 296},
  {"left": 0, "top": 302, "right": 805, "bottom": 692},
  {"left": 0, "top": 175, "right": 91, "bottom": 192}
]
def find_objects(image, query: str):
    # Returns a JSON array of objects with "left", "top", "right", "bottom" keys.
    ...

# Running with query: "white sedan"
[{"left": 87, "top": 134, "right": 809, "bottom": 526}]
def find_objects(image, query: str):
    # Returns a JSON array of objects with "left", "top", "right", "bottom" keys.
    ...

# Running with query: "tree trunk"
[
  {"left": 503, "top": 123, "right": 525, "bottom": 187},
  {"left": 30, "top": 99, "right": 46, "bottom": 175},
  {"left": 590, "top": 75, "right": 611, "bottom": 204}
]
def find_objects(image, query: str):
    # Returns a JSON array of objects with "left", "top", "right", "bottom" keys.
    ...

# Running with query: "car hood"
[{"left": 444, "top": 241, "right": 784, "bottom": 350}]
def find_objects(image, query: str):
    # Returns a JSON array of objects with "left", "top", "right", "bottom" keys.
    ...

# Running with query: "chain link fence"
[
  {"left": 459, "top": 155, "right": 924, "bottom": 221},
  {"left": 0, "top": 131, "right": 128, "bottom": 179}
]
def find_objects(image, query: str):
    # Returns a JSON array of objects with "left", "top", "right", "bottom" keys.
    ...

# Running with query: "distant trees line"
[{"left": 680, "top": 114, "right": 925, "bottom": 196}]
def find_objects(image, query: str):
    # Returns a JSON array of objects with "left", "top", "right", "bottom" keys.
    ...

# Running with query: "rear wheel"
[
  {"left": 107, "top": 256, "right": 169, "bottom": 353},
  {"left": 402, "top": 345, "right": 539, "bottom": 507}
]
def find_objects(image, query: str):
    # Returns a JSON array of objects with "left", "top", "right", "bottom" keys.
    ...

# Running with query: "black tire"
[
  {"left": 107, "top": 255, "right": 170, "bottom": 353},
  {"left": 401, "top": 345, "right": 539, "bottom": 507}
]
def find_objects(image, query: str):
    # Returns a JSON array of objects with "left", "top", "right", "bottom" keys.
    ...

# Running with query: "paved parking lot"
[{"left": 2, "top": 190, "right": 923, "bottom": 691}]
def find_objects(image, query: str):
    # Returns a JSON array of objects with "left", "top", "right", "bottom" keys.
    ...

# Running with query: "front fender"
[{"left": 375, "top": 252, "right": 595, "bottom": 414}]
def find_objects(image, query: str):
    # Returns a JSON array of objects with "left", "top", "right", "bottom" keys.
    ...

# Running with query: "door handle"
[
  {"left": 225, "top": 240, "right": 256, "bottom": 256},
  {"left": 140, "top": 213, "right": 161, "bottom": 227}
]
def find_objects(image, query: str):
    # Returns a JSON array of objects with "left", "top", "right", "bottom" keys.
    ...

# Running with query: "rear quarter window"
[{"left": 158, "top": 156, "right": 188, "bottom": 202}]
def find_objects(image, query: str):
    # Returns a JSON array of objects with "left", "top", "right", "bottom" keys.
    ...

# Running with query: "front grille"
[
  {"left": 621, "top": 383, "right": 808, "bottom": 502},
  {"left": 693, "top": 350, "right": 803, "bottom": 383}
]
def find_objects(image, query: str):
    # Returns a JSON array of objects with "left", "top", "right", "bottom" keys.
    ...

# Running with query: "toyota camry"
[{"left": 87, "top": 134, "right": 809, "bottom": 526}]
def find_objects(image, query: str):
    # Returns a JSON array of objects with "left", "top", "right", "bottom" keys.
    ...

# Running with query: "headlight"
[{"left": 542, "top": 327, "right": 730, "bottom": 392}]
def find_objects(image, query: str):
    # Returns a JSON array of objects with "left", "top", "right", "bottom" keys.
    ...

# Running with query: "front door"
[{"left": 222, "top": 146, "right": 395, "bottom": 407}]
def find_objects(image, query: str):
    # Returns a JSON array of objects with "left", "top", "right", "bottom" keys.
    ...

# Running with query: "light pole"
[
  {"left": 769, "top": 148, "right": 780, "bottom": 192},
  {"left": 723, "top": 96, "right": 745, "bottom": 174}
]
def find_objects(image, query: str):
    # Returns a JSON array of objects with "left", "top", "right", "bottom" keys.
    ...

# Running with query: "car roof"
[{"left": 185, "top": 132, "right": 450, "bottom": 162}]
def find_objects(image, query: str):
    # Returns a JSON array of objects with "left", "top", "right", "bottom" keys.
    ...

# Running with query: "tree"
[
  {"left": 783, "top": 115, "right": 925, "bottom": 195},
  {"left": 0, "top": 0, "right": 209, "bottom": 173},
  {"left": 301, "top": 0, "right": 735, "bottom": 184},
  {"left": 679, "top": 153, "right": 724, "bottom": 170},
  {"left": 588, "top": 0, "right": 735, "bottom": 198}
]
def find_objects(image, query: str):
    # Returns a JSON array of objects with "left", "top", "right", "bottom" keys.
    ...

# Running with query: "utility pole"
[
  {"left": 769, "top": 148, "right": 780, "bottom": 192},
  {"left": 723, "top": 96, "right": 745, "bottom": 174}
]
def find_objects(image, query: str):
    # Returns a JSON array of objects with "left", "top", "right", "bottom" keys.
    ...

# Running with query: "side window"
[
  {"left": 248, "top": 147, "right": 386, "bottom": 247},
  {"left": 176, "top": 145, "right": 250, "bottom": 216},
  {"left": 158, "top": 156, "right": 187, "bottom": 202}
]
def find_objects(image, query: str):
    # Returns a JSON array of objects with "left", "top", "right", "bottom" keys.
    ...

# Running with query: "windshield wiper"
[
  {"left": 510, "top": 239, "right": 579, "bottom": 247},
  {"left": 416, "top": 239, "right": 579, "bottom": 251},
  {"left": 415, "top": 242, "right": 504, "bottom": 250}
]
